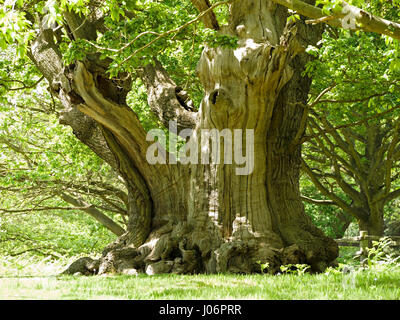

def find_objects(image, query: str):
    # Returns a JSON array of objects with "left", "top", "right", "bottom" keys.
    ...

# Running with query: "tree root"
[{"left": 62, "top": 217, "right": 338, "bottom": 276}]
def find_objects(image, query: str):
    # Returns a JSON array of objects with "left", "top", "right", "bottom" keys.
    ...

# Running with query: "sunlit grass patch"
[
  {"left": 1, "top": 239, "right": 400, "bottom": 300},
  {"left": 1, "top": 271, "right": 400, "bottom": 300}
]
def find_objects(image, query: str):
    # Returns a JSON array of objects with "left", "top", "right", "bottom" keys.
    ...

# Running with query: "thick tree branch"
[
  {"left": 0, "top": 205, "right": 91, "bottom": 213},
  {"left": 0, "top": 76, "right": 44, "bottom": 91},
  {"left": 27, "top": 24, "right": 122, "bottom": 173},
  {"left": 0, "top": 137, "right": 36, "bottom": 169},
  {"left": 140, "top": 60, "right": 197, "bottom": 132},
  {"left": 73, "top": 61, "right": 165, "bottom": 184},
  {"left": 317, "top": 90, "right": 394, "bottom": 105},
  {"left": 301, "top": 195, "right": 336, "bottom": 206},
  {"left": 190, "top": 0, "right": 220, "bottom": 30},
  {"left": 271, "top": 0, "right": 400, "bottom": 40},
  {"left": 386, "top": 188, "right": 400, "bottom": 203},
  {"left": 59, "top": 107, "right": 120, "bottom": 170},
  {"left": 59, "top": 192, "right": 125, "bottom": 236}
]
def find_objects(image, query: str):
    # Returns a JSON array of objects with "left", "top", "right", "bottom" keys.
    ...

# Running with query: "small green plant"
[
  {"left": 287, "top": 9, "right": 300, "bottom": 23},
  {"left": 280, "top": 264, "right": 311, "bottom": 275},
  {"left": 324, "top": 263, "right": 350, "bottom": 275},
  {"left": 257, "top": 261, "right": 270, "bottom": 273},
  {"left": 364, "top": 237, "right": 400, "bottom": 271}
]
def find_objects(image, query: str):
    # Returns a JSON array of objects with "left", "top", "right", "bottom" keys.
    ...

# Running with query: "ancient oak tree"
[{"left": 2, "top": 0, "right": 358, "bottom": 274}]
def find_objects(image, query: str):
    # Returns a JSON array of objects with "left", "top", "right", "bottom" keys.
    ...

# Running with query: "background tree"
[{"left": 300, "top": 3, "right": 400, "bottom": 237}]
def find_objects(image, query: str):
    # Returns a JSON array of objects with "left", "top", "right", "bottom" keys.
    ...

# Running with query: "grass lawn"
[
  {"left": 1, "top": 271, "right": 400, "bottom": 300},
  {"left": 0, "top": 239, "right": 399, "bottom": 300}
]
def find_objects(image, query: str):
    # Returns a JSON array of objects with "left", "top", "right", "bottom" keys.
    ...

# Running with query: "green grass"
[
  {"left": 1, "top": 243, "right": 399, "bottom": 300},
  {"left": 1, "top": 271, "right": 400, "bottom": 300}
]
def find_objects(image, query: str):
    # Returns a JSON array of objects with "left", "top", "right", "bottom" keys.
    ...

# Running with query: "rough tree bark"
[{"left": 29, "top": 0, "right": 338, "bottom": 275}]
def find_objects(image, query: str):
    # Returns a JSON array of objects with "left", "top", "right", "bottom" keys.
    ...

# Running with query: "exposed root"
[
  {"left": 62, "top": 216, "right": 338, "bottom": 276},
  {"left": 61, "top": 257, "right": 99, "bottom": 275},
  {"left": 279, "top": 223, "right": 339, "bottom": 272}
]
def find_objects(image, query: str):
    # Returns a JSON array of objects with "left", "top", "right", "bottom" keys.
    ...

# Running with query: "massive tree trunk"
[{"left": 29, "top": 0, "right": 338, "bottom": 275}]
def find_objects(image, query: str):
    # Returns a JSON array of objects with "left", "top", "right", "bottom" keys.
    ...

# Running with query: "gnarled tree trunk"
[{"left": 30, "top": 0, "right": 338, "bottom": 276}]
